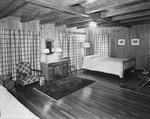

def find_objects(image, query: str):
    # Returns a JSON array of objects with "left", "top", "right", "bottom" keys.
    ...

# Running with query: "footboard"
[{"left": 122, "top": 57, "right": 136, "bottom": 80}]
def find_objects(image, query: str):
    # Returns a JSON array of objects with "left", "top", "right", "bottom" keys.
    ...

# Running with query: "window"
[{"left": 94, "top": 34, "right": 110, "bottom": 57}]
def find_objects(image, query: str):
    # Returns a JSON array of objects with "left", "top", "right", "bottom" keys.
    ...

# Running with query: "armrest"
[{"left": 31, "top": 69, "right": 42, "bottom": 72}]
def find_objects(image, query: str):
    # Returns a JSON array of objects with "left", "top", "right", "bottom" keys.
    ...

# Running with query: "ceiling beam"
[
  {"left": 120, "top": 16, "right": 150, "bottom": 24},
  {"left": 77, "top": 24, "right": 117, "bottom": 29},
  {"left": 21, "top": 9, "right": 58, "bottom": 22},
  {"left": 55, "top": 17, "right": 92, "bottom": 26},
  {"left": 67, "top": 21, "right": 91, "bottom": 28},
  {"left": 62, "top": 0, "right": 86, "bottom": 6},
  {"left": 127, "top": 20, "right": 150, "bottom": 26},
  {"left": 25, "top": 0, "right": 89, "bottom": 18},
  {"left": 101, "top": 2, "right": 150, "bottom": 18},
  {"left": 112, "top": 10, "right": 150, "bottom": 21},
  {"left": 90, "top": 12, "right": 131, "bottom": 28},
  {"left": 86, "top": 0, "right": 140, "bottom": 13},
  {"left": 0, "top": 0, "right": 28, "bottom": 19},
  {"left": 40, "top": 15, "right": 80, "bottom": 25}
]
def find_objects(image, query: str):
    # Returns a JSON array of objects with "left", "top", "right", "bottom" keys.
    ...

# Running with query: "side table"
[{"left": 3, "top": 80, "right": 16, "bottom": 93}]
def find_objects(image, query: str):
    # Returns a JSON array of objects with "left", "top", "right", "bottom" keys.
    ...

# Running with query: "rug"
[
  {"left": 119, "top": 77, "right": 150, "bottom": 97},
  {"left": 34, "top": 76, "right": 95, "bottom": 100}
]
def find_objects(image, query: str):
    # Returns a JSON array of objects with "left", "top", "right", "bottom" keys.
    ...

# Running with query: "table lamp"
[
  {"left": 83, "top": 42, "right": 90, "bottom": 56},
  {"left": 43, "top": 48, "right": 50, "bottom": 63},
  {"left": 55, "top": 47, "right": 62, "bottom": 60}
]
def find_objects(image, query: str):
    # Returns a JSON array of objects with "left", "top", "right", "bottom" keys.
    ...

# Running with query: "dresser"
[{"left": 41, "top": 60, "right": 69, "bottom": 83}]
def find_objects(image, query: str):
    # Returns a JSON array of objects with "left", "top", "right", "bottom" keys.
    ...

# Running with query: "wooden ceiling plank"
[
  {"left": 86, "top": 0, "right": 139, "bottom": 13},
  {"left": 25, "top": 0, "right": 89, "bottom": 17},
  {"left": 101, "top": 2, "right": 150, "bottom": 18},
  {"left": 120, "top": 16, "right": 150, "bottom": 23},
  {"left": 112, "top": 10, "right": 150, "bottom": 21},
  {"left": 0, "top": 0, "right": 28, "bottom": 19}
]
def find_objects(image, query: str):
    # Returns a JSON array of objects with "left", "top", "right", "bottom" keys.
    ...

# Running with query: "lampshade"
[
  {"left": 43, "top": 48, "right": 50, "bottom": 54},
  {"left": 52, "top": 48, "right": 54, "bottom": 52},
  {"left": 55, "top": 47, "right": 62, "bottom": 53},
  {"left": 83, "top": 42, "right": 90, "bottom": 48}
]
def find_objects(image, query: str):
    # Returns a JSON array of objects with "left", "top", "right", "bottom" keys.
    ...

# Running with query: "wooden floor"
[{"left": 14, "top": 70, "right": 150, "bottom": 119}]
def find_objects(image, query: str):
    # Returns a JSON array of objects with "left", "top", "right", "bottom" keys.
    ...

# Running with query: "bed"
[
  {"left": 82, "top": 55, "right": 135, "bottom": 79},
  {"left": 0, "top": 84, "right": 40, "bottom": 119}
]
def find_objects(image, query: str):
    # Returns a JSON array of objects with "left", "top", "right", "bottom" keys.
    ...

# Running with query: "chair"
[
  {"left": 63, "top": 57, "right": 76, "bottom": 77},
  {"left": 132, "top": 59, "right": 150, "bottom": 91},
  {"left": 16, "top": 61, "right": 41, "bottom": 90}
]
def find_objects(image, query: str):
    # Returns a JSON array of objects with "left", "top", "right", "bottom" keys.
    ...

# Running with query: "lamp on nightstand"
[
  {"left": 43, "top": 48, "right": 50, "bottom": 63},
  {"left": 83, "top": 42, "right": 90, "bottom": 56}
]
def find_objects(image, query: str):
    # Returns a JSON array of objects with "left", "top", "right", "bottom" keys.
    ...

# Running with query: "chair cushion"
[
  {"left": 16, "top": 62, "right": 31, "bottom": 75},
  {"left": 17, "top": 75, "right": 39, "bottom": 85}
]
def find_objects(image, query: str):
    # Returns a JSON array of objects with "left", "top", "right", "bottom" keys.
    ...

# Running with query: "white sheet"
[
  {"left": 0, "top": 85, "right": 40, "bottom": 119},
  {"left": 82, "top": 55, "right": 134, "bottom": 78}
]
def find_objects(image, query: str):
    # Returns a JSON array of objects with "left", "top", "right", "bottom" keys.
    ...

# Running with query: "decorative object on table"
[
  {"left": 131, "top": 39, "right": 139, "bottom": 45},
  {"left": 39, "top": 76, "right": 45, "bottom": 86},
  {"left": 83, "top": 42, "right": 90, "bottom": 56},
  {"left": 34, "top": 76, "right": 95, "bottom": 100},
  {"left": 118, "top": 39, "right": 125, "bottom": 45},
  {"left": 43, "top": 48, "right": 50, "bottom": 63}
]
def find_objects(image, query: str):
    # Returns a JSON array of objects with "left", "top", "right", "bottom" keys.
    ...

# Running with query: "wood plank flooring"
[{"left": 14, "top": 70, "right": 150, "bottom": 119}]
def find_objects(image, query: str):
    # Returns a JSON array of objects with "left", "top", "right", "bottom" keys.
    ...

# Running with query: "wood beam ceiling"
[
  {"left": 120, "top": 16, "right": 150, "bottom": 24},
  {"left": 40, "top": 15, "right": 80, "bottom": 25},
  {"left": 55, "top": 17, "right": 93, "bottom": 26},
  {"left": 112, "top": 10, "right": 150, "bottom": 21},
  {"left": 25, "top": 0, "right": 89, "bottom": 17},
  {"left": 86, "top": 0, "right": 140, "bottom": 13},
  {"left": 21, "top": 9, "right": 58, "bottom": 22},
  {"left": 101, "top": 2, "right": 150, "bottom": 18},
  {"left": 62, "top": 0, "right": 86, "bottom": 6},
  {"left": 89, "top": 13, "right": 131, "bottom": 28},
  {"left": 0, "top": 0, "right": 28, "bottom": 19}
]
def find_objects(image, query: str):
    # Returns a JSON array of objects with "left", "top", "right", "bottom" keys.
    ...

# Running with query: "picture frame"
[
  {"left": 118, "top": 39, "right": 125, "bottom": 45},
  {"left": 131, "top": 39, "right": 139, "bottom": 45}
]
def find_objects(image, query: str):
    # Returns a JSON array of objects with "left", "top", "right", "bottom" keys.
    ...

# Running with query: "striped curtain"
[
  {"left": 0, "top": 28, "right": 40, "bottom": 79},
  {"left": 58, "top": 33, "right": 85, "bottom": 70},
  {"left": 94, "top": 34, "right": 110, "bottom": 57}
]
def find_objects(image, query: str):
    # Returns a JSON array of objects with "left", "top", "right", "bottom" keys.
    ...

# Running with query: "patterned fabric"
[
  {"left": 16, "top": 62, "right": 31, "bottom": 75},
  {"left": 16, "top": 62, "right": 39, "bottom": 86},
  {"left": 17, "top": 75, "right": 39, "bottom": 85}
]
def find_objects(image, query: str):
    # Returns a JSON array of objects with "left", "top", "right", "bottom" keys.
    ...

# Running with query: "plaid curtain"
[
  {"left": 58, "top": 33, "right": 85, "bottom": 70},
  {"left": 94, "top": 34, "right": 110, "bottom": 57},
  {"left": 0, "top": 28, "right": 40, "bottom": 79}
]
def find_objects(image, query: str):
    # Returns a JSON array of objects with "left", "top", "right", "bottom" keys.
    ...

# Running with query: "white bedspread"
[
  {"left": 0, "top": 85, "right": 40, "bottom": 119},
  {"left": 82, "top": 55, "right": 133, "bottom": 78}
]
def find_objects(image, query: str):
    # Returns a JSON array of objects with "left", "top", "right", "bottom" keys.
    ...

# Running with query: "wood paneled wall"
[{"left": 86, "top": 24, "right": 150, "bottom": 68}]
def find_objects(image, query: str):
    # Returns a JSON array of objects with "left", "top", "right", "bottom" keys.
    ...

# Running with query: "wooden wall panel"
[{"left": 86, "top": 24, "right": 150, "bottom": 68}]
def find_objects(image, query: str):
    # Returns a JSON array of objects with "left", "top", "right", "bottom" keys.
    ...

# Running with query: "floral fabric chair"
[{"left": 16, "top": 62, "right": 41, "bottom": 87}]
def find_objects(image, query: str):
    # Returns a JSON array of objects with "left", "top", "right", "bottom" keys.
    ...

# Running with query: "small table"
[
  {"left": 41, "top": 59, "right": 70, "bottom": 83},
  {"left": 3, "top": 79, "right": 16, "bottom": 93}
]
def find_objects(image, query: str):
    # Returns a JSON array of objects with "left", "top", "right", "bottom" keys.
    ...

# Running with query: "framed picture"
[
  {"left": 118, "top": 39, "right": 125, "bottom": 45},
  {"left": 131, "top": 39, "right": 139, "bottom": 45}
]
